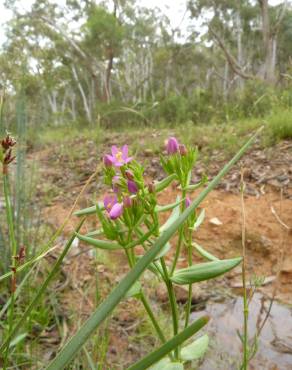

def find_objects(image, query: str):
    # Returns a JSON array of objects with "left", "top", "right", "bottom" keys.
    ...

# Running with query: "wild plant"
[{"left": 0, "top": 128, "right": 263, "bottom": 369}]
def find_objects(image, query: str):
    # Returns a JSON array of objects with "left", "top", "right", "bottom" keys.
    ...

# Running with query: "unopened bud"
[
  {"left": 125, "top": 170, "right": 134, "bottom": 180},
  {"left": 179, "top": 144, "right": 187, "bottom": 156},
  {"left": 147, "top": 182, "right": 155, "bottom": 193},
  {"left": 123, "top": 196, "right": 132, "bottom": 208}
]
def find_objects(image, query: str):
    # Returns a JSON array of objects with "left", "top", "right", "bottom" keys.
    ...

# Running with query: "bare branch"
[{"left": 209, "top": 27, "right": 256, "bottom": 80}]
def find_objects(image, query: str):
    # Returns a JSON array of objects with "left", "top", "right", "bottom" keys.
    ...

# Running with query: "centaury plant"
[
  {"left": 0, "top": 128, "right": 263, "bottom": 369},
  {"left": 65, "top": 136, "right": 247, "bottom": 368}
]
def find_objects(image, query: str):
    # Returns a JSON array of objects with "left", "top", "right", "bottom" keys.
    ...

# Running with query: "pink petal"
[
  {"left": 111, "top": 146, "right": 119, "bottom": 156},
  {"left": 103, "top": 155, "right": 113, "bottom": 167},
  {"left": 124, "top": 157, "right": 133, "bottom": 163},
  {"left": 109, "top": 203, "right": 123, "bottom": 219},
  {"left": 121, "top": 145, "right": 128, "bottom": 158}
]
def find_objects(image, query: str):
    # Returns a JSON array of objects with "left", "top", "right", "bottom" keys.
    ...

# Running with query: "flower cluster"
[
  {"left": 0, "top": 134, "right": 16, "bottom": 173},
  {"left": 162, "top": 136, "right": 198, "bottom": 188},
  {"left": 102, "top": 145, "right": 150, "bottom": 224}
]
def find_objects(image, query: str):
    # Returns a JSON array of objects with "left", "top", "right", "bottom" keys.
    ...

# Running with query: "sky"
[{"left": 0, "top": 0, "right": 285, "bottom": 45}]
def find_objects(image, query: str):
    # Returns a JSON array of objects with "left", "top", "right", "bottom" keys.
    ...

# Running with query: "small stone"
[{"left": 209, "top": 217, "right": 223, "bottom": 226}]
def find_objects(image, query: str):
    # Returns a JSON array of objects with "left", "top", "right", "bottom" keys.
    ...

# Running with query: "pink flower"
[
  {"left": 128, "top": 180, "right": 138, "bottom": 194},
  {"left": 106, "top": 145, "right": 133, "bottom": 167},
  {"left": 104, "top": 195, "right": 117, "bottom": 212},
  {"left": 103, "top": 194, "right": 123, "bottom": 219},
  {"left": 185, "top": 197, "right": 191, "bottom": 208},
  {"left": 109, "top": 203, "right": 123, "bottom": 219},
  {"left": 103, "top": 154, "right": 113, "bottom": 167},
  {"left": 166, "top": 137, "right": 179, "bottom": 154}
]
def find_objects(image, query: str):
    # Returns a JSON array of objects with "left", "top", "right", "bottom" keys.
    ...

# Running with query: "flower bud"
[
  {"left": 179, "top": 144, "right": 187, "bottom": 156},
  {"left": 123, "top": 196, "right": 132, "bottom": 208},
  {"left": 147, "top": 182, "right": 155, "bottom": 193},
  {"left": 125, "top": 169, "right": 134, "bottom": 180},
  {"left": 103, "top": 154, "right": 113, "bottom": 167},
  {"left": 185, "top": 197, "right": 191, "bottom": 208},
  {"left": 166, "top": 137, "right": 179, "bottom": 154},
  {"left": 128, "top": 180, "right": 138, "bottom": 194},
  {"left": 109, "top": 203, "right": 123, "bottom": 220}
]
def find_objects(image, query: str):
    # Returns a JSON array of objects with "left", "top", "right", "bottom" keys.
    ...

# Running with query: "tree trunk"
[{"left": 259, "top": 0, "right": 276, "bottom": 83}]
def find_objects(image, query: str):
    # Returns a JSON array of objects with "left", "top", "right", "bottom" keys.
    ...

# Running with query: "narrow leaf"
[
  {"left": 154, "top": 174, "right": 177, "bottom": 193},
  {"left": 192, "top": 242, "right": 219, "bottom": 262},
  {"left": 127, "top": 316, "right": 209, "bottom": 370},
  {"left": 125, "top": 281, "right": 141, "bottom": 299},
  {"left": 0, "top": 219, "right": 85, "bottom": 353},
  {"left": 155, "top": 242, "right": 171, "bottom": 260},
  {"left": 155, "top": 198, "right": 184, "bottom": 213},
  {"left": 76, "top": 233, "right": 122, "bottom": 250},
  {"left": 74, "top": 202, "right": 104, "bottom": 217},
  {"left": 159, "top": 197, "right": 181, "bottom": 233},
  {"left": 191, "top": 209, "right": 205, "bottom": 231},
  {"left": 171, "top": 257, "right": 242, "bottom": 285}
]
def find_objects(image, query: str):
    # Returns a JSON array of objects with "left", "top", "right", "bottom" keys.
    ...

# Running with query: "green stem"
[
  {"left": 170, "top": 189, "right": 187, "bottom": 274},
  {"left": 140, "top": 293, "right": 167, "bottom": 345},
  {"left": 124, "top": 245, "right": 167, "bottom": 346},
  {"left": 160, "top": 258, "right": 179, "bottom": 360},
  {"left": 184, "top": 231, "right": 193, "bottom": 328},
  {"left": 3, "top": 173, "right": 17, "bottom": 369}
]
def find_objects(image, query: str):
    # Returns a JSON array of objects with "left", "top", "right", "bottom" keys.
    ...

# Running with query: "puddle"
[{"left": 190, "top": 293, "right": 292, "bottom": 370}]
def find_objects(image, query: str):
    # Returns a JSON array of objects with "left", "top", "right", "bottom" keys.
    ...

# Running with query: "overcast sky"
[{"left": 0, "top": 0, "right": 285, "bottom": 45}]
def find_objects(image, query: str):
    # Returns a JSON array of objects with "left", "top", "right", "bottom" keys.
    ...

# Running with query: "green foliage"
[{"left": 267, "top": 108, "right": 292, "bottom": 141}]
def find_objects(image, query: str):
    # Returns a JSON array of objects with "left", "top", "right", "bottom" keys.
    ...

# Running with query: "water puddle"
[{"left": 191, "top": 293, "right": 292, "bottom": 369}]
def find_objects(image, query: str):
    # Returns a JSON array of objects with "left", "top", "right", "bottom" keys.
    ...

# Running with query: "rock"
[
  {"left": 209, "top": 217, "right": 223, "bottom": 226},
  {"left": 144, "top": 148, "right": 154, "bottom": 157}
]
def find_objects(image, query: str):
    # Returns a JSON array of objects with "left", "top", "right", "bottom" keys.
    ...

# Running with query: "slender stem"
[
  {"left": 124, "top": 245, "right": 167, "bottom": 346},
  {"left": 184, "top": 229, "right": 193, "bottom": 328},
  {"left": 170, "top": 189, "right": 187, "bottom": 274},
  {"left": 3, "top": 173, "right": 18, "bottom": 369},
  {"left": 140, "top": 293, "right": 167, "bottom": 345},
  {"left": 240, "top": 171, "right": 249, "bottom": 370},
  {"left": 160, "top": 258, "right": 179, "bottom": 360}
]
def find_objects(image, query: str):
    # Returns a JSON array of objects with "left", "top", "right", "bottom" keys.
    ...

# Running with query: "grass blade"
[
  {"left": 127, "top": 316, "right": 209, "bottom": 370},
  {"left": 0, "top": 219, "right": 85, "bottom": 353}
]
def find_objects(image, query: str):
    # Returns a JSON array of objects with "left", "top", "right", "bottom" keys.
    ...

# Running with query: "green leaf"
[
  {"left": 183, "top": 174, "right": 208, "bottom": 191},
  {"left": 9, "top": 333, "right": 27, "bottom": 348},
  {"left": 155, "top": 198, "right": 184, "bottom": 213},
  {"left": 0, "top": 219, "right": 85, "bottom": 353},
  {"left": 76, "top": 233, "right": 122, "bottom": 250},
  {"left": 85, "top": 229, "right": 103, "bottom": 237},
  {"left": 150, "top": 359, "right": 184, "bottom": 370},
  {"left": 181, "top": 334, "right": 209, "bottom": 361},
  {"left": 159, "top": 197, "right": 181, "bottom": 233},
  {"left": 154, "top": 174, "right": 177, "bottom": 192},
  {"left": 74, "top": 202, "right": 104, "bottom": 217},
  {"left": 125, "top": 281, "right": 142, "bottom": 299},
  {"left": 45, "top": 129, "right": 261, "bottom": 369},
  {"left": 191, "top": 209, "right": 205, "bottom": 231},
  {"left": 127, "top": 316, "right": 209, "bottom": 370},
  {"left": 155, "top": 242, "right": 171, "bottom": 260},
  {"left": 171, "top": 257, "right": 242, "bottom": 285},
  {"left": 192, "top": 242, "right": 219, "bottom": 262}
]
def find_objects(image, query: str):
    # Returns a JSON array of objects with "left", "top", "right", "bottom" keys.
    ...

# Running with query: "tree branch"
[{"left": 209, "top": 26, "right": 255, "bottom": 80}]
